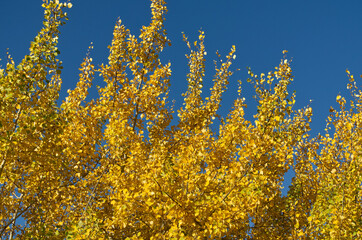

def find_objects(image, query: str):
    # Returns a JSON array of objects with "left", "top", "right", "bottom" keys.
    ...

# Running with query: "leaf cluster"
[{"left": 0, "top": 1, "right": 361, "bottom": 239}]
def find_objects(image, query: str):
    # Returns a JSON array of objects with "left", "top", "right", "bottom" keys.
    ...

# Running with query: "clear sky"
[{"left": 1, "top": 0, "right": 362, "bottom": 193}]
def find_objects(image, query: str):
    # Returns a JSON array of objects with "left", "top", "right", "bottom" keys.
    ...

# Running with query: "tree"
[{"left": 0, "top": 0, "right": 361, "bottom": 239}]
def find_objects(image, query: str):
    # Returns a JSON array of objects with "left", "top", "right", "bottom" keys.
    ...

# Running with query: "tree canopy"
[{"left": 0, "top": 0, "right": 361, "bottom": 239}]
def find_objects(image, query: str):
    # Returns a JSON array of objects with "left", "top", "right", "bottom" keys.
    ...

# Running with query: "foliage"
[{"left": 0, "top": 0, "right": 361, "bottom": 239}]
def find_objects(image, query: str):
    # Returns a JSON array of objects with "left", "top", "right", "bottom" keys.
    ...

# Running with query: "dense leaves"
[{"left": 0, "top": 0, "right": 361, "bottom": 239}]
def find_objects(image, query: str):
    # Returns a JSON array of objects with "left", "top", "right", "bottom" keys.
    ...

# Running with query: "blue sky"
[{"left": 1, "top": 0, "right": 362, "bottom": 193}]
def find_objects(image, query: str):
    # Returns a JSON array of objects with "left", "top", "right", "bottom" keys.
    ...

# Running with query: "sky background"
[{"left": 1, "top": 0, "right": 362, "bottom": 194}]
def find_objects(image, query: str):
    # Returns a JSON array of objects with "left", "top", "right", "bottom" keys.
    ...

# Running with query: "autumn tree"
[{"left": 0, "top": 0, "right": 361, "bottom": 239}]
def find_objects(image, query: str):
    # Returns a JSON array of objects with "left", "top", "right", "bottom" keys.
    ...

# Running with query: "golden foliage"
[{"left": 0, "top": 0, "right": 361, "bottom": 239}]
